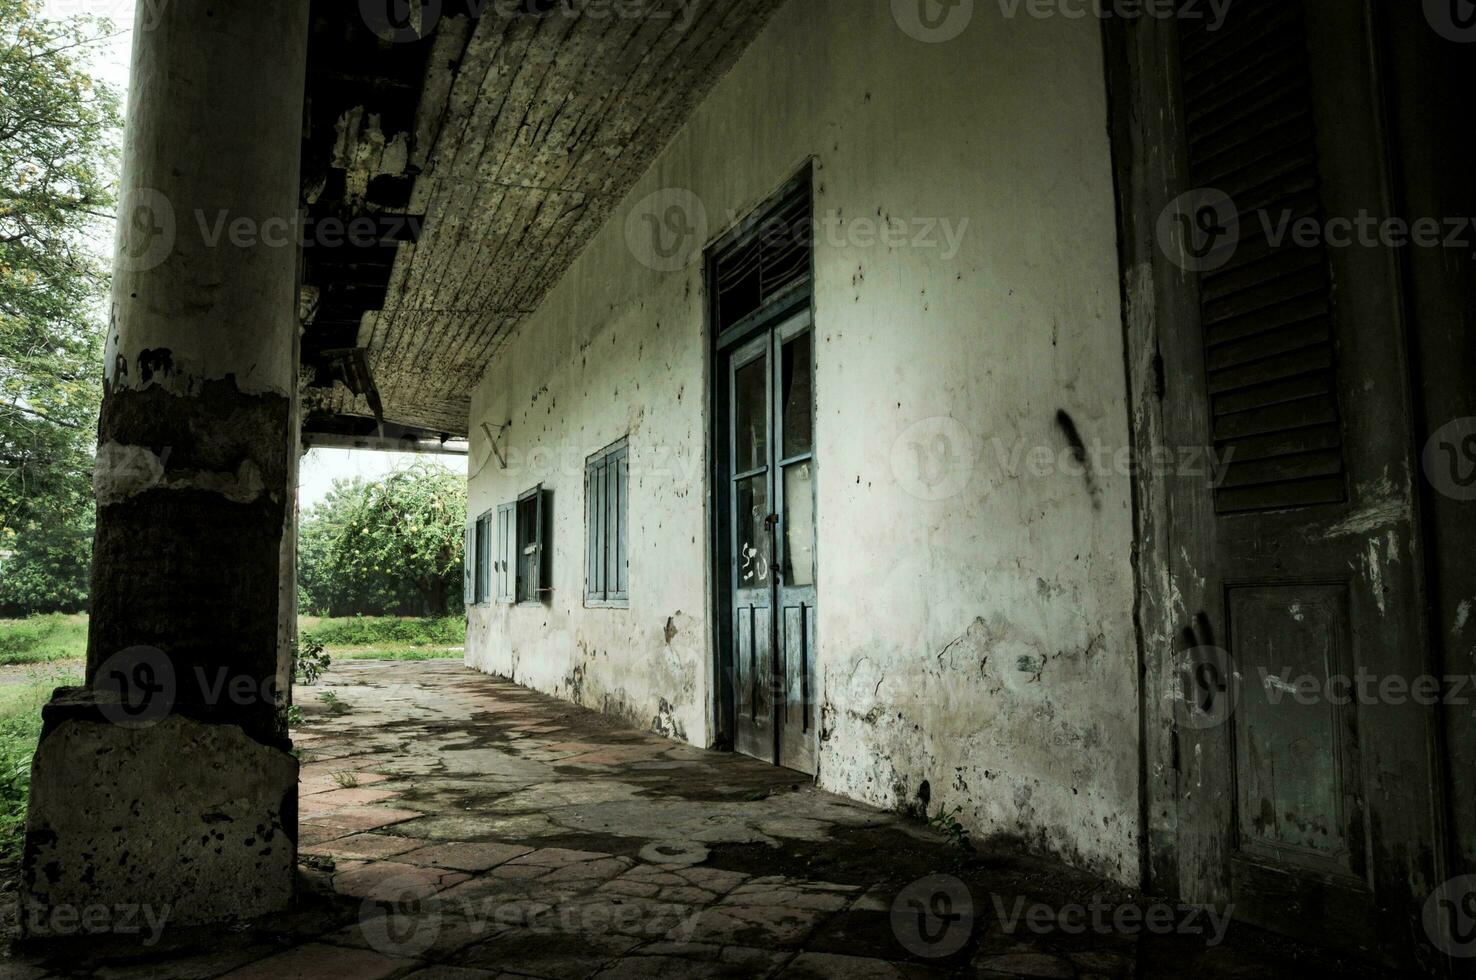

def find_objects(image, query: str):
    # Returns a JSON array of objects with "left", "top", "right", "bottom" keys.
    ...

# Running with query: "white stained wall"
[{"left": 468, "top": 0, "right": 1139, "bottom": 881}]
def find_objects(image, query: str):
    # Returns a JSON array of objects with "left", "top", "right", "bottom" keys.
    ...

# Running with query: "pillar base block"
[{"left": 20, "top": 701, "right": 298, "bottom": 938}]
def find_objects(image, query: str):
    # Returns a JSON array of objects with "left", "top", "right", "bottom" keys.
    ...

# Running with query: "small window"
[
  {"left": 501, "top": 485, "right": 550, "bottom": 605},
  {"left": 585, "top": 440, "right": 629, "bottom": 606}
]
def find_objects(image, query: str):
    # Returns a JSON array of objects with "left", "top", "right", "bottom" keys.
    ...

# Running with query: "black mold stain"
[
  {"left": 1054, "top": 409, "right": 1101, "bottom": 510},
  {"left": 138, "top": 348, "right": 174, "bottom": 385}
]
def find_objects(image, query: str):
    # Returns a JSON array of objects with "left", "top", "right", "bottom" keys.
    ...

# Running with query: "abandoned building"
[{"left": 13, "top": 0, "right": 1474, "bottom": 975}]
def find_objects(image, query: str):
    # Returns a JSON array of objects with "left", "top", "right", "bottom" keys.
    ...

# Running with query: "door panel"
[
  {"left": 774, "top": 322, "right": 817, "bottom": 774},
  {"left": 734, "top": 601, "right": 774, "bottom": 765},
  {"left": 723, "top": 313, "right": 818, "bottom": 775},
  {"left": 1111, "top": 0, "right": 1442, "bottom": 963},
  {"left": 1228, "top": 584, "right": 1362, "bottom": 880},
  {"left": 731, "top": 338, "right": 775, "bottom": 766}
]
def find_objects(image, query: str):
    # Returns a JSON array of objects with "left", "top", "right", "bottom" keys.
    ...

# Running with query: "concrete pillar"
[{"left": 21, "top": 1, "right": 309, "bottom": 935}]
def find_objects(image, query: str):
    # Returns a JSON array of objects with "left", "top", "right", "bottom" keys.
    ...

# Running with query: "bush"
[
  {"left": 293, "top": 636, "right": 331, "bottom": 684},
  {"left": 0, "top": 508, "right": 93, "bottom": 616},
  {"left": 299, "top": 615, "right": 465, "bottom": 648}
]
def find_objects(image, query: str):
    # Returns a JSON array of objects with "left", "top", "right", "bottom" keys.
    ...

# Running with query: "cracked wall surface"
[{"left": 467, "top": 0, "right": 1138, "bottom": 882}]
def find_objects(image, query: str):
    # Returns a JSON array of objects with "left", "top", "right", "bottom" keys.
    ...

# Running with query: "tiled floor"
[{"left": 1, "top": 661, "right": 1396, "bottom": 978}]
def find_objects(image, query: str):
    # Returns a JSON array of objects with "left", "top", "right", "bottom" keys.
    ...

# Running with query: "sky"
[{"left": 38, "top": 0, "right": 467, "bottom": 509}]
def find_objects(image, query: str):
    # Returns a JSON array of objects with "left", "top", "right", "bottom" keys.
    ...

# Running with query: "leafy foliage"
[
  {"left": 0, "top": 0, "right": 123, "bottom": 614},
  {"left": 298, "top": 462, "right": 467, "bottom": 617},
  {"left": 928, "top": 804, "right": 976, "bottom": 870},
  {"left": 293, "top": 636, "right": 332, "bottom": 685}
]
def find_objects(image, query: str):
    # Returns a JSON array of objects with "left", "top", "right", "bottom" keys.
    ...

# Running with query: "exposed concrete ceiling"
[{"left": 300, "top": 0, "right": 786, "bottom": 440}]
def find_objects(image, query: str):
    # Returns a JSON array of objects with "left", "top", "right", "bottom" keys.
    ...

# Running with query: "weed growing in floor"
[
  {"left": 294, "top": 637, "right": 332, "bottom": 685},
  {"left": 317, "top": 691, "right": 350, "bottom": 717},
  {"left": 333, "top": 770, "right": 359, "bottom": 789},
  {"left": 929, "top": 804, "right": 976, "bottom": 867}
]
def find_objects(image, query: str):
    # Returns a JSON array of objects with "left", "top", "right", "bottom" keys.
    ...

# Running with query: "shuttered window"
[
  {"left": 585, "top": 440, "right": 629, "bottom": 606},
  {"left": 471, "top": 512, "right": 493, "bottom": 605},
  {"left": 495, "top": 503, "right": 514, "bottom": 604},
  {"left": 713, "top": 173, "right": 812, "bottom": 333},
  {"left": 1178, "top": 0, "right": 1348, "bottom": 514},
  {"left": 490, "top": 491, "right": 548, "bottom": 605},
  {"left": 514, "top": 486, "right": 550, "bottom": 604}
]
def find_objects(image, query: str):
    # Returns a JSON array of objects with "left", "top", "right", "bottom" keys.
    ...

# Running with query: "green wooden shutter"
[
  {"left": 475, "top": 513, "right": 492, "bottom": 603},
  {"left": 462, "top": 521, "right": 474, "bottom": 606},
  {"left": 584, "top": 442, "right": 629, "bottom": 605},
  {"left": 496, "top": 503, "right": 514, "bottom": 603},
  {"left": 586, "top": 457, "right": 604, "bottom": 602},
  {"left": 611, "top": 446, "right": 628, "bottom": 601},
  {"left": 532, "top": 487, "right": 547, "bottom": 599},
  {"left": 1177, "top": 0, "right": 1347, "bottom": 513}
]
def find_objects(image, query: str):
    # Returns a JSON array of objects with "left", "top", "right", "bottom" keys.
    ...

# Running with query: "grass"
[
  {"left": 0, "top": 666, "right": 82, "bottom": 861},
  {"left": 299, "top": 615, "right": 465, "bottom": 648},
  {"left": 331, "top": 647, "right": 463, "bottom": 662},
  {"left": 0, "top": 614, "right": 467, "bottom": 667},
  {"left": 0, "top": 614, "right": 88, "bottom": 666}
]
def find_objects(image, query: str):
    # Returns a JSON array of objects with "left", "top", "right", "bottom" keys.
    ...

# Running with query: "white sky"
[
  {"left": 38, "top": 0, "right": 467, "bottom": 510},
  {"left": 299, "top": 450, "right": 467, "bottom": 510}
]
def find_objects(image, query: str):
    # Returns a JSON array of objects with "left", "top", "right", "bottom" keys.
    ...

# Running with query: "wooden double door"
[{"left": 722, "top": 309, "right": 817, "bottom": 775}]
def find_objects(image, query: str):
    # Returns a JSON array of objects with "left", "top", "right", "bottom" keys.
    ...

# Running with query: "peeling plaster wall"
[
  {"left": 468, "top": 0, "right": 1138, "bottom": 880},
  {"left": 466, "top": 256, "right": 710, "bottom": 744}
]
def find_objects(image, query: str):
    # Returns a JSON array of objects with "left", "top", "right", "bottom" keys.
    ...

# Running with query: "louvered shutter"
[
  {"left": 714, "top": 179, "right": 812, "bottom": 332},
  {"left": 462, "top": 522, "right": 474, "bottom": 605},
  {"left": 496, "top": 503, "right": 514, "bottom": 603},
  {"left": 1178, "top": 0, "right": 1347, "bottom": 513}
]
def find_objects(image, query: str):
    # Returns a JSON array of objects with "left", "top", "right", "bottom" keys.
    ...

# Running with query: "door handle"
[{"left": 765, "top": 513, "right": 782, "bottom": 586}]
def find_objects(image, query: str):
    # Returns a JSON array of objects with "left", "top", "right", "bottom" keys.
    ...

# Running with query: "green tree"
[
  {"left": 298, "top": 462, "right": 466, "bottom": 617},
  {"left": 0, "top": 0, "right": 122, "bottom": 614}
]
